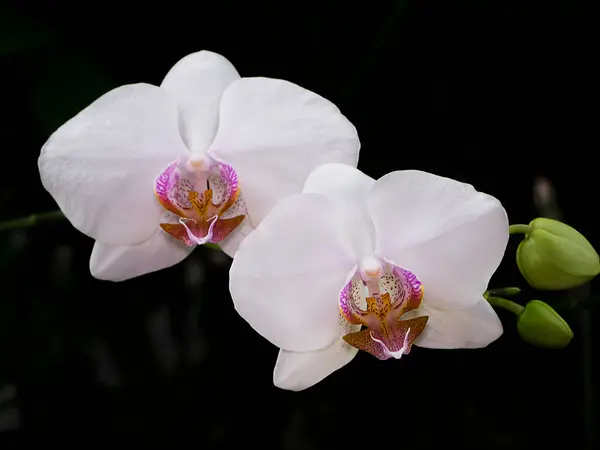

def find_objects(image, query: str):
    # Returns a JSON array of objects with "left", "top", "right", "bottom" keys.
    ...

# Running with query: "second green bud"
[{"left": 517, "top": 300, "right": 573, "bottom": 349}]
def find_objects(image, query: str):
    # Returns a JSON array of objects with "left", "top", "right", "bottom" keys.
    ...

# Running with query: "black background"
[{"left": 1, "top": 1, "right": 597, "bottom": 447}]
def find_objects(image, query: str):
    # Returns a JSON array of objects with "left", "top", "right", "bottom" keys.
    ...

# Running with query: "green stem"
[
  {"left": 509, "top": 224, "right": 532, "bottom": 235},
  {"left": 0, "top": 209, "right": 223, "bottom": 252},
  {"left": 486, "top": 296, "right": 525, "bottom": 316},
  {"left": 486, "top": 287, "right": 521, "bottom": 298},
  {"left": 0, "top": 210, "right": 65, "bottom": 231}
]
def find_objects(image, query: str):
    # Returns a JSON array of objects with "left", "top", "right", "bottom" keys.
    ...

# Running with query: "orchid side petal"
[
  {"left": 229, "top": 193, "right": 356, "bottom": 352},
  {"left": 39, "top": 83, "right": 189, "bottom": 246},
  {"left": 209, "top": 77, "right": 360, "bottom": 228},
  {"left": 367, "top": 170, "right": 509, "bottom": 310},
  {"left": 404, "top": 298, "right": 503, "bottom": 349}
]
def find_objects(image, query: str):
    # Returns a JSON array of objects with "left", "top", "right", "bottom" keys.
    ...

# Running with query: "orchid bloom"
[
  {"left": 38, "top": 51, "right": 359, "bottom": 281},
  {"left": 230, "top": 164, "right": 509, "bottom": 391}
]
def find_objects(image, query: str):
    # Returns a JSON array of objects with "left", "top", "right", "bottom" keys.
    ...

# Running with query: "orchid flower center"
[
  {"left": 340, "top": 257, "right": 428, "bottom": 360},
  {"left": 153, "top": 155, "right": 247, "bottom": 247}
]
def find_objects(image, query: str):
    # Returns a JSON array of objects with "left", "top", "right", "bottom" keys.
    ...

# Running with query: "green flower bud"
[
  {"left": 517, "top": 300, "right": 573, "bottom": 349},
  {"left": 514, "top": 218, "right": 600, "bottom": 290}
]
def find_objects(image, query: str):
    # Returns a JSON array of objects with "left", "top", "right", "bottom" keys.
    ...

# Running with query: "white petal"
[
  {"left": 274, "top": 342, "right": 357, "bottom": 392},
  {"left": 160, "top": 51, "right": 240, "bottom": 153},
  {"left": 303, "top": 163, "right": 375, "bottom": 197},
  {"left": 405, "top": 297, "right": 503, "bottom": 349},
  {"left": 208, "top": 77, "right": 360, "bottom": 227},
  {"left": 90, "top": 231, "right": 193, "bottom": 282},
  {"left": 274, "top": 309, "right": 361, "bottom": 391},
  {"left": 39, "top": 84, "right": 189, "bottom": 246},
  {"left": 274, "top": 346, "right": 355, "bottom": 392},
  {"left": 368, "top": 171, "right": 509, "bottom": 309},
  {"left": 303, "top": 163, "right": 376, "bottom": 260},
  {"left": 274, "top": 276, "right": 366, "bottom": 391},
  {"left": 229, "top": 193, "right": 356, "bottom": 352}
]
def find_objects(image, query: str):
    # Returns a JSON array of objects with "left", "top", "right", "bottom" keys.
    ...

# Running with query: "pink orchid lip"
[
  {"left": 153, "top": 157, "right": 246, "bottom": 246},
  {"left": 339, "top": 260, "right": 429, "bottom": 360},
  {"left": 369, "top": 328, "right": 411, "bottom": 359},
  {"left": 178, "top": 215, "right": 218, "bottom": 245}
]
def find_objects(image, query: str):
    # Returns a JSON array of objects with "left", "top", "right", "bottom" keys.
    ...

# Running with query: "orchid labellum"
[
  {"left": 230, "top": 164, "right": 509, "bottom": 391},
  {"left": 39, "top": 51, "right": 360, "bottom": 281}
]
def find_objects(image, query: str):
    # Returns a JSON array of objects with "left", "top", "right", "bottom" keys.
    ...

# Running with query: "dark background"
[{"left": 0, "top": 0, "right": 597, "bottom": 447}]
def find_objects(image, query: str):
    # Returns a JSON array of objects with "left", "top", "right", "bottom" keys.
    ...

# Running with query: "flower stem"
[
  {"left": 509, "top": 224, "right": 532, "bottom": 235},
  {"left": 0, "top": 209, "right": 223, "bottom": 252},
  {"left": 485, "top": 287, "right": 521, "bottom": 298},
  {"left": 486, "top": 296, "right": 525, "bottom": 316},
  {"left": 0, "top": 209, "right": 66, "bottom": 232}
]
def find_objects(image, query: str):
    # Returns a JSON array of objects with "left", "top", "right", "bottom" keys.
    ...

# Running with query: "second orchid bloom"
[{"left": 230, "top": 164, "right": 509, "bottom": 390}]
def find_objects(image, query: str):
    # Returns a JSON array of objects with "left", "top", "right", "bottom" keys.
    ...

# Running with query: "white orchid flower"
[
  {"left": 38, "top": 51, "right": 360, "bottom": 281},
  {"left": 230, "top": 163, "right": 509, "bottom": 391}
]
